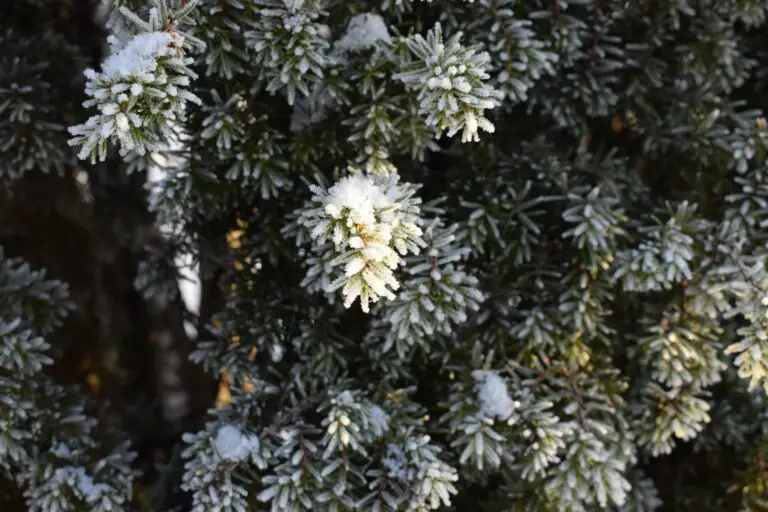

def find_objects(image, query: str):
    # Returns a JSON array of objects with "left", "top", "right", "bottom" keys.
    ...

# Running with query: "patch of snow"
[
  {"left": 368, "top": 405, "right": 390, "bottom": 436},
  {"left": 214, "top": 425, "right": 260, "bottom": 462},
  {"left": 324, "top": 174, "right": 392, "bottom": 229},
  {"left": 78, "top": 474, "right": 107, "bottom": 502},
  {"left": 335, "top": 14, "right": 391, "bottom": 55},
  {"left": 472, "top": 370, "right": 518, "bottom": 421},
  {"left": 102, "top": 32, "right": 174, "bottom": 80},
  {"left": 53, "top": 466, "right": 108, "bottom": 503}
]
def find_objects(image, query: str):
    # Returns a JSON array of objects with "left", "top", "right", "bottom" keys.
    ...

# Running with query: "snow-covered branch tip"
[
  {"left": 68, "top": 2, "right": 201, "bottom": 163},
  {"left": 298, "top": 169, "right": 425, "bottom": 312},
  {"left": 394, "top": 23, "right": 502, "bottom": 143}
]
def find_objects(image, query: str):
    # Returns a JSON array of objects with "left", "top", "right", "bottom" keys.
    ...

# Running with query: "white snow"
[
  {"left": 335, "top": 14, "right": 391, "bottom": 54},
  {"left": 214, "top": 425, "right": 260, "bottom": 462},
  {"left": 102, "top": 32, "right": 174, "bottom": 79},
  {"left": 53, "top": 466, "right": 108, "bottom": 502},
  {"left": 472, "top": 370, "right": 517, "bottom": 421},
  {"left": 367, "top": 405, "right": 390, "bottom": 436},
  {"left": 324, "top": 173, "right": 392, "bottom": 229}
]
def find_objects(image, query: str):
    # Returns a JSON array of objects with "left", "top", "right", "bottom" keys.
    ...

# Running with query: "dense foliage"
[{"left": 3, "top": 0, "right": 768, "bottom": 510}]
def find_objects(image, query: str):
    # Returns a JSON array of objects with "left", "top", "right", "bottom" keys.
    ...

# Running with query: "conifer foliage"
[
  {"left": 4, "top": 0, "right": 768, "bottom": 510},
  {"left": 0, "top": 250, "right": 135, "bottom": 511}
]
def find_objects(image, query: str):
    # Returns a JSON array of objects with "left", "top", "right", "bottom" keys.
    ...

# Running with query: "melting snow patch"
[
  {"left": 472, "top": 370, "right": 518, "bottom": 421},
  {"left": 214, "top": 425, "right": 260, "bottom": 462},
  {"left": 335, "top": 14, "right": 391, "bottom": 55},
  {"left": 101, "top": 32, "right": 174, "bottom": 79}
]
